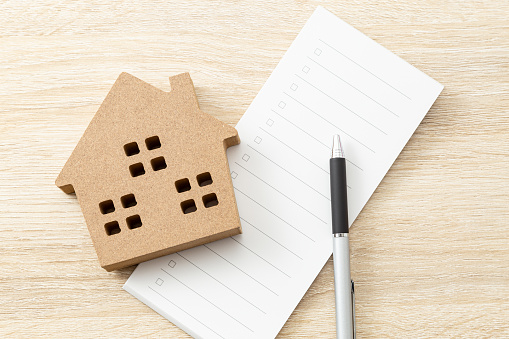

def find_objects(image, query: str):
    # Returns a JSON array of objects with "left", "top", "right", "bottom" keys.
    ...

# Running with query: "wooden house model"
[{"left": 56, "top": 72, "right": 242, "bottom": 271}]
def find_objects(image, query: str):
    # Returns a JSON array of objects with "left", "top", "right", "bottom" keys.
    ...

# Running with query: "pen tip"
[{"left": 331, "top": 134, "right": 344, "bottom": 158}]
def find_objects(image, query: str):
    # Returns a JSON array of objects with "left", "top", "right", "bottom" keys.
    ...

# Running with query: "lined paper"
[{"left": 124, "top": 6, "right": 443, "bottom": 338}]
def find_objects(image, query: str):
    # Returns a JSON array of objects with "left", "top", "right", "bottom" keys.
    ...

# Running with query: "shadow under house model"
[{"left": 56, "top": 72, "right": 242, "bottom": 271}]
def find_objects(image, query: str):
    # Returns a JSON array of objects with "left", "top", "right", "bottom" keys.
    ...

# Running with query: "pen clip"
[{"left": 351, "top": 280, "right": 356, "bottom": 339}]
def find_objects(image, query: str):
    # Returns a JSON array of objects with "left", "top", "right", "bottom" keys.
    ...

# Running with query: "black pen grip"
[{"left": 330, "top": 157, "right": 349, "bottom": 234}]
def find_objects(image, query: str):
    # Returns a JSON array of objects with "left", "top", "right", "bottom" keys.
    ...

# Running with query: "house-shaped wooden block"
[{"left": 56, "top": 72, "right": 242, "bottom": 271}]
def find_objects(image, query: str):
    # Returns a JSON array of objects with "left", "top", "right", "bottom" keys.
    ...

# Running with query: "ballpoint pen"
[{"left": 330, "top": 134, "right": 355, "bottom": 339}]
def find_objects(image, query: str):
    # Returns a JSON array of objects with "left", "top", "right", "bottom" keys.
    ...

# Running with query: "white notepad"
[{"left": 124, "top": 6, "right": 443, "bottom": 338}]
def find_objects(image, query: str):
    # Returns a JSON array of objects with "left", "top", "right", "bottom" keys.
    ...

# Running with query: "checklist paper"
[{"left": 124, "top": 6, "right": 443, "bottom": 338}]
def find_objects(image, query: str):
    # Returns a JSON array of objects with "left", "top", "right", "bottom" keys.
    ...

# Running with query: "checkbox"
[
  {"left": 314, "top": 48, "right": 322, "bottom": 56},
  {"left": 290, "top": 83, "right": 298, "bottom": 91},
  {"left": 168, "top": 260, "right": 176, "bottom": 268},
  {"left": 231, "top": 171, "right": 238, "bottom": 179},
  {"left": 302, "top": 65, "right": 310, "bottom": 73},
  {"left": 242, "top": 154, "right": 250, "bottom": 162},
  {"left": 254, "top": 136, "right": 262, "bottom": 144},
  {"left": 266, "top": 118, "right": 274, "bottom": 126},
  {"left": 278, "top": 101, "right": 286, "bottom": 109},
  {"left": 156, "top": 278, "right": 164, "bottom": 286}
]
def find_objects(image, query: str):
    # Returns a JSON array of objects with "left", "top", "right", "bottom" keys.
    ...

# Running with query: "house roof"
[{"left": 56, "top": 72, "right": 239, "bottom": 193}]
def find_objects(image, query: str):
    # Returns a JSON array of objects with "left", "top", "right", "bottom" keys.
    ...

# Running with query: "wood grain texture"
[{"left": 1, "top": 1, "right": 508, "bottom": 338}]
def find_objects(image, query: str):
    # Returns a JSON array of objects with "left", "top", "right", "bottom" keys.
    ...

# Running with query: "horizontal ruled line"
[
  {"left": 270, "top": 109, "right": 364, "bottom": 172},
  {"left": 235, "top": 162, "right": 327, "bottom": 224},
  {"left": 283, "top": 92, "right": 376, "bottom": 154},
  {"left": 234, "top": 187, "right": 315, "bottom": 242},
  {"left": 257, "top": 127, "right": 352, "bottom": 189},
  {"left": 271, "top": 108, "right": 330, "bottom": 149},
  {"left": 259, "top": 126, "right": 329, "bottom": 175},
  {"left": 230, "top": 237, "right": 291, "bottom": 278},
  {"left": 296, "top": 74, "right": 388, "bottom": 135},
  {"left": 148, "top": 286, "right": 225, "bottom": 339},
  {"left": 240, "top": 217, "right": 303, "bottom": 260},
  {"left": 307, "top": 56, "right": 400, "bottom": 117},
  {"left": 161, "top": 268, "right": 254, "bottom": 333},
  {"left": 177, "top": 252, "right": 266, "bottom": 314},
  {"left": 204, "top": 244, "right": 280, "bottom": 296},
  {"left": 246, "top": 144, "right": 331, "bottom": 200},
  {"left": 318, "top": 38, "right": 412, "bottom": 100}
]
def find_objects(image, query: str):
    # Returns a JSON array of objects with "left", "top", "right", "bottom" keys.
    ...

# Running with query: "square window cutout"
[
  {"left": 129, "top": 163, "right": 145, "bottom": 177},
  {"left": 99, "top": 200, "right": 115, "bottom": 214},
  {"left": 121, "top": 194, "right": 137, "bottom": 208},
  {"left": 202, "top": 193, "right": 219, "bottom": 208},
  {"left": 151, "top": 156, "right": 167, "bottom": 171},
  {"left": 124, "top": 142, "right": 140, "bottom": 156},
  {"left": 181, "top": 199, "right": 197, "bottom": 214},
  {"left": 105, "top": 221, "right": 121, "bottom": 236},
  {"left": 126, "top": 214, "right": 142, "bottom": 229},
  {"left": 175, "top": 178, "right": 191, "bottom": 193},
  {"left": 145, "top": 136, "right": 161, "bottom": 150},
  {"left": 197, "top": 172, "right": 213, "bottom": 187}
]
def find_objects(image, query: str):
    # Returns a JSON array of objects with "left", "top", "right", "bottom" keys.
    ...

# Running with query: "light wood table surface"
[{"left": 1, "top": 1, "right": 508, "bottom": 338}]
